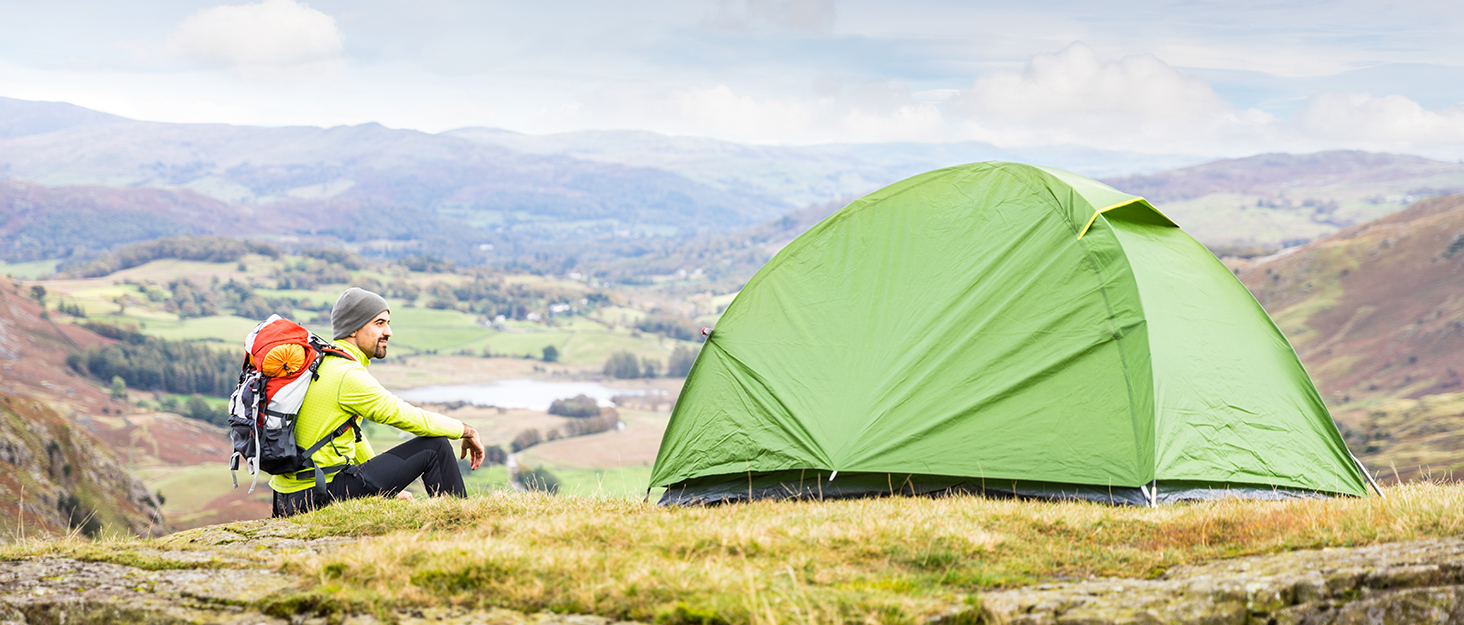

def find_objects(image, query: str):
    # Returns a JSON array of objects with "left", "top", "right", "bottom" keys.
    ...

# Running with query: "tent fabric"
[{"left": 649, "top": 162, "right": 1368, "bottom": 504}]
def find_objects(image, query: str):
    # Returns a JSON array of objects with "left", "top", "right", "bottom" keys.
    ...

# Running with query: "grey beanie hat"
[{"left": 331, "top": 288, "right": 390, "bottom": 340}]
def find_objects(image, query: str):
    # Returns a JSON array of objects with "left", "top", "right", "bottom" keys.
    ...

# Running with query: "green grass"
[
  {"left": 254, "top": 483, "right": 1464, "bottom": 623},
  {"left": 0, "top": 259, "right": 60, "bottom": 279},
  {"left": 14, "top": 483, "right": 1464, "bottom": 623},
  {"left": 108, "top": 314, "right": 263, "bottom": 343}
]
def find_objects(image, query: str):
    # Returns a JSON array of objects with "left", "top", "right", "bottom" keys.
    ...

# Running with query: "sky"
[{"left": 2, "top": 0, "right": 1463, "bottom": 158}]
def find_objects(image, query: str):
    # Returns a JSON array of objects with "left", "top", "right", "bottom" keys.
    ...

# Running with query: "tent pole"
[{"left": 1351, "top": 452, "right": 1386, "bottom": 499}]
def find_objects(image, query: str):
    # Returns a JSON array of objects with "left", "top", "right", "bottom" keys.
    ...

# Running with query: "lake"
[{"left": 395, "top": 379, "right": 666, "bottom": 412}]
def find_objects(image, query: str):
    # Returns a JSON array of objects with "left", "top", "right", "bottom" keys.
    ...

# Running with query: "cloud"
[
  {"left": 941, "top": 42, "right": 1279, "bottom": 154},
  {"left": 1296, "top": 92, "right": 1464, "bottom": 147},
  {"left": 544, "top": 80, "right": 946, "bottom": 144},
  {"left": 125, "top": 0, "right": 343, "bottom": 70},
  {"left": 702, "top": 0, "right": 837, "bottom": 36}
]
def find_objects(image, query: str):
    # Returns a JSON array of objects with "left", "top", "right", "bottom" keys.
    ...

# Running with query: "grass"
[
  {"left": 158, "top": 483, "right": 1464, "bottom": 622},
  {"left": 0, "top": 259, "right": 60, "bottom": 279},
  {"left": 8, "top": 484, "right": 1464, "bottom": 622}
]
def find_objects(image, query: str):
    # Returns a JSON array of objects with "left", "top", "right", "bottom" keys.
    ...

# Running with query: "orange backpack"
[{"left": 228, "top": 315, "right": 360, "bottom": 494}]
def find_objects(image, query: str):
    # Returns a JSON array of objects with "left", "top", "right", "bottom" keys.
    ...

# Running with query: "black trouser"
[{"left": 272, "top": 436, "right": 465, "bottom": 517}]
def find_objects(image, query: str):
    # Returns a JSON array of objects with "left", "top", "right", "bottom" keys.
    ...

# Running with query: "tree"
[
  {"left": 541, "top": 345, "right": 559, "bottom": 363},
  {"left": 603, "top": 351, "right": 641, "bottom": 379},
  {"left": 483, "top": 445, "right": 508, "bottom": 465},
  {"left": 185, "top": 394, "right": 215, "bottom": 421},
  {"left": 641, "top": 357, "right": 661, "bottom": 379},
  {"left": 547, "top": 394, "right": 599, "bottom": 418},
  {"left": 29, "top": 285, "right": 46, "bottom": 307},
  {"left": 109, "top": 375, "right": 127, "bottom": 398},
  {"left": 511, "top": 428, "right": 543, "bottom": 452},
  {"left": 667, "top": 345, "right": 698, "bottom": 377}
]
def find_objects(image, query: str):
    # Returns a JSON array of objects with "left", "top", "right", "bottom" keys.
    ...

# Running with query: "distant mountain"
[
  {"left": 0, "top": 96, "right": 1204, "bottom": 267},
  {"left": 7, "top": 96, "right": 1464, "bottom": 269},
  {"left": 1104, "top": 152, "right": 1464, "bottom": 253},
  {"left": 0, "top": 97, "right": 128, "bottom": 139},
  {"left": 445, "top": 127, "right": 1200, "bottom": 209},
  {"left": 0, "top": 178, "right": 311, "bottom": 262}
]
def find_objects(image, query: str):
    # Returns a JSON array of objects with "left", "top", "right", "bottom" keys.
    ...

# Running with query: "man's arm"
[{"left": 338, "top": 368, "right": 466, "bottom": 439}]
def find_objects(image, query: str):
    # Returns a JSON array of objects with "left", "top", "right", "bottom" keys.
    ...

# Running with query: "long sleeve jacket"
[{"left": 268, "top": 339, "right": 464, "bottom": 494}]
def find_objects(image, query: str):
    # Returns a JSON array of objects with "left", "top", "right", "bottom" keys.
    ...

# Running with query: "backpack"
[{"left": 228, "top": 314, "right": 362, "bottom": 495}]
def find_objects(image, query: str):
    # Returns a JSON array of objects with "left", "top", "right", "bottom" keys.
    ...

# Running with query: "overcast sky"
[{"left": 2, "top": 0, "right": 1462, "bottom": 158}]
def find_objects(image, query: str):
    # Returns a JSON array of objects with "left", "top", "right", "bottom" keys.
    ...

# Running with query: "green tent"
[{"left": 650, "top": 162, "right": 1374, "bottom": 506}]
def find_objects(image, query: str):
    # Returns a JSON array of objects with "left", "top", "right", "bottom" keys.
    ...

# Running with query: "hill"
[
  {"left": 1234, "top": 193, "right": 1464, "bottom": 481},
  {"left": 1105, "top": 151, "right": 1464, "bottom": 253},
  {"left": 1236, "top": 193, "right": 1464, "bottom": 402},
  {"left": 0, "top": 281, "right": 167, "bottom": 538}
]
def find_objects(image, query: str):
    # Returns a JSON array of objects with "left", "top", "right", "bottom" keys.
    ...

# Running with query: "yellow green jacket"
[{"left": 269, "top": 339, "right": 464, "bottom": 494}]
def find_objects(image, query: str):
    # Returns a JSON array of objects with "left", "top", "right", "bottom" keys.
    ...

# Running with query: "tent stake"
[{"left": 1351, "top": 452, "right": 1386, "bottom": 499}]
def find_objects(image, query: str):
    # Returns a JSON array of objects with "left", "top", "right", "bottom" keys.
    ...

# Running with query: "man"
[{"left": 270, "top": 287, "right": 485, "bottom": 517}]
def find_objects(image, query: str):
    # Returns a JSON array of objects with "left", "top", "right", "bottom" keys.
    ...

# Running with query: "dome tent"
[{"left": 650, "top": 162, "right": 1375, "bottom": 506}]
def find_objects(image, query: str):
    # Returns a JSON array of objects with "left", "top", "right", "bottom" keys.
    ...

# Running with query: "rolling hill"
[{"left": 1235, "top": 193, "right": 1464, "bottom": 481}]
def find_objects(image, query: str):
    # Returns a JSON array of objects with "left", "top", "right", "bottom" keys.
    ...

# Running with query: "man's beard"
[{"left": 374, "top": 341, "right": 388, "bottom": 359}]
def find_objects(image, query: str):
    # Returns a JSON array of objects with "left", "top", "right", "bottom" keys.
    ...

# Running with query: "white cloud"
[
  {"left": 941, "top": 42, "right": 1280, "bottom": 154},
  {"left": 536, "top": 80, "right": 948, "bottom": 144},
  {"left": 702, "top": 0, "right": 837, "bottom": 36},
  {"left": 1297, "top": 92, "right": 1464, "bottom": 147},
  {"left": 126, "top": 0, "right": 343, "bottom": 70}
]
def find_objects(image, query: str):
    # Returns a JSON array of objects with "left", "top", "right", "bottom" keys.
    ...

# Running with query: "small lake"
[{"left": 395, "top": 379, "right": 666, "bottom": 412}]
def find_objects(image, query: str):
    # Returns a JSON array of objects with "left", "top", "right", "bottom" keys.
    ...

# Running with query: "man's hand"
[{"left": 460, "top": 424, "right": 485, "bottom": 470}]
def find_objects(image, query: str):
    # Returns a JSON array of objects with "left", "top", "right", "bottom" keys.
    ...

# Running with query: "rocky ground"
[{"left": 5, "top": 521, "right": 1464, "bottom": 624}]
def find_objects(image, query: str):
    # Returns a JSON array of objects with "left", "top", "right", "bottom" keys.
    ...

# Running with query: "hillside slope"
[
  {"left": 0, "top": 282, "right": 166, "bottom": 537},
  {"left": 1237, "top": 193, "right": 1464, "bottom": 402},
  {"left": 1235, "top": 194, "right": 1464, "bottom": 482}
]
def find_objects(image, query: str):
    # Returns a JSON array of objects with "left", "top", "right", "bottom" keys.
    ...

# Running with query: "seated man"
[{"left": 271, "top": 287, "right": 484, "bottom": 517}]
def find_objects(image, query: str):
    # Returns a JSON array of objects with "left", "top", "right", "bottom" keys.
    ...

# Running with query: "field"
[{"left": 33, "top": 254, "right": 703, "bottom": 365}]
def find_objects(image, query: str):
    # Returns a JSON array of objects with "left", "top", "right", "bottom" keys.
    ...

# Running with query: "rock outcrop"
[
  {"left": 981, "top": 538, "right": 1464, "bottom": 624},
  {"left": 0, "top": 390, "right": 166, "bottom": 538}
]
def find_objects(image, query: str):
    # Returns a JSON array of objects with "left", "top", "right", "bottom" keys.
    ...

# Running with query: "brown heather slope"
[
  {"left": 1237, "top": 194, "right": 1464, "bottom": 402},
  {"left": 1235, "top": 194, "right": 1464, "bottom": 482},
  {"left": 0, "top": 281, "right": 167, "bottom": 537}
]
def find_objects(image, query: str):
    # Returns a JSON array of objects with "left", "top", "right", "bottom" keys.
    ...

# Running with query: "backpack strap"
[{"left": 296, "top": 417, "right": 364, "bottom": 496}]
